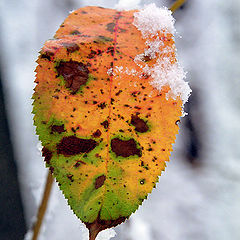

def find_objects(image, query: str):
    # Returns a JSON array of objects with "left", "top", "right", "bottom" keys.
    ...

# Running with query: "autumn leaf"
[{"left": 33, "top": 4, "right": 191, "bottom": 240}]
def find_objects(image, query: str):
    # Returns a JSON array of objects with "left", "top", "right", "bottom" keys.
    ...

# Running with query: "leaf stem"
[
  {"left": 32, "top": 170, "right": 54, "bottom": 240},
  {"left": 169, "top": 0, "right": 186, "bottom": 13}
]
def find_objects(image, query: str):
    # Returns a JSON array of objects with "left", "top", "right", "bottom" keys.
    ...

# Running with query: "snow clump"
[{"left": 133, "top": 3, "right": 191, "bottom": 107}]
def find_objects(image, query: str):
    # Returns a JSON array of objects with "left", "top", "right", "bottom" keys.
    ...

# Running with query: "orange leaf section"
[{"left": 33, "top": 6, "right": 182, "bottom": 239}]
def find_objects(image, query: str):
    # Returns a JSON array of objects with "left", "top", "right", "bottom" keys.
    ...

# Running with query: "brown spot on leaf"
[
  {"left": 143, "top": 55, "right": 151, "bottom": 62},
  {"left": 88, "top": 50, "right": 98, "bottom": 59},
  {"left": 57, "top": 136, "right": 97, "bottom": 156},
  {"left": 42, "top": 147, "right": 52, "bottom": 164},
  {"left": 88, "top": 49, "right": 102, "bottom": 59},
  {"left": 115, "top": 90, "right": 122, "bottom": 96},
  {"left": 97, "top": 35, "right": 113, "bottom": 42},
  {"left": 51, "top": 124, "right": 65, "bottom": 133},
  {"left": 140, "top": 179, "right": 146, "bottom": 185},
  {"left": 92, "top": 129, "right": 102, "bottom": 138},
  {"left": 111, "top": 138, "right": 142, "bottom": 157},
  {"left": 131, "top": 91, "right": 140, "bottom": 98},
  {"left": 98, "top": 102, "right": 107, "bottom": 109},
  {"left": 56, "top": 60, "right": 89, "bottom": 94},
  {"left": 95, "top": 175, "right": 106, "bottom": 189},
  {"left": 106, "top": 22, "right": 116, "bottom": 32},
  {"left": 67, "top": 174, "right": 74, "bottom": 182},
  {"left": 85, "top": 216, "right": 126, "bottom": 240},
  {"left": 62, "top": 42, "right": 80, "bottom": 53},
  {"left": 141, "top": 73, "right": 150, "bottom": 79},
  {"left": 40, "top": 51, "right": 54, "bottom": 61},
  {"left": 71, "top": 30, "right": 81, "bottom": 35},
  {"left": 106, "top": 47, "right": 114, "bottom": 56},
  {"left": 130, "top": 115, "right": 149, "bottom": 133},
  {"left": 101, "top": 120, "right": 109, "bottom": 129},
  {"left": 74, "top": 160, "right": 86, "bottom": 168}
]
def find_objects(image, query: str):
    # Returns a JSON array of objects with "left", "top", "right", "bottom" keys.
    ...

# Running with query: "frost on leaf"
[{"left": 33, "top": 4, "right": 191, "bottom": 240}]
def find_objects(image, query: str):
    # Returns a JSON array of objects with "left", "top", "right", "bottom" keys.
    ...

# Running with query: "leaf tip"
[{"left": 85, "top": 216, "right": 127, "bottom": 240}]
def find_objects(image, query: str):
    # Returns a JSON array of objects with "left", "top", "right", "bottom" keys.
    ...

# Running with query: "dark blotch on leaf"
[
  {"left": 142, "top": 73, "right": 150, "bottom": 79},
  {"left": 131, "top": 115, "right": 149, "bottom": 133},
  {"left": 140, "top": 179, "right": 146, "bottom": 185},
  {"left": 95, "top": 175, "right": 106, "bottom": 189},
  {"left": 57, "top": 136, "right": 97, "bottom": 156},
  {"left": 98, "top": 102, "right": 106, "bottom": 109},
  {"left": 143, "top": 55, "right": 151, "bottom": 62},
  {"left": 131, "top": 91, "right": 140, "bottom": 98},
  {"left": 88, "top": 50, "right": 97, "bottom": 59},
  {"left": 51, "top": 124, "right": 65, "bottom": 133},
  {"left": 106, "top": 47, "right": 114, "bottom": 56},
  {"left": 42, "top": 147, "right": 52, "bottom": 164},
  {"left": 97, "top": 35, "right": 113, "bottom": 42},
  {"left": 115, "top": 90, "right": 122, "bottom": 96},
  {"left": 111, "top": 138, "right": 142, "bottom": 157},
  {"left": 71, "top": 30, "right": 81, "bottom": 35},
  {"left": 40, "top": 51, "right": 54, "bottom": 61},
  {"left": 101, "top": 120, "right": 109, "bottom": 129},
  {"left": 74, "top": 160, "right": 86, "bottom": 168},
  {"left": 92, "top": 129, "right": 102, "bottom": 138},
  {"left": 62, "top": 42, "right": 80, "bottom": 53},
  {"left": 56, "top": 60, "right": 89, "bottom": 94},
  {"left": 106, "top": 22, "right": 116, "bottom": 32},
  {"left": 67, "top": 174, "right": 74, "bottom": 182}
]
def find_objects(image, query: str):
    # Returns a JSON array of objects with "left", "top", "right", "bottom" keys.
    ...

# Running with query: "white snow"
[
  {"left": 143, "top": 39, "right": 164, "bottom": 58},
  {"left": 108, "top": 66, "right": 138, "bottom": 77},
  {"left": 129, "top": 216, "right": 152, "bottom": 240},
  {"left": 133, "top": 4, "right": 191, "bottom": 107},
  {"left": 150, "top": 61, "right": 189, "bottom": 103},
  {"left": 133, "top": 4, "right": 175, "bottom": 37},
  {"left": 96, "top": 229, "right": 116, "bottom": 240}
]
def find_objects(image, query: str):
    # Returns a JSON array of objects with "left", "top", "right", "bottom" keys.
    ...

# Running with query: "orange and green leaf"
[{"left": 33, "top": 6, "right": 186, "bottom": 239}]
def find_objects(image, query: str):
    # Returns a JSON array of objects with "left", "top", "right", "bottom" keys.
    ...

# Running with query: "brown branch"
[
  {"left": 32, "top": 170, "right": 54, "bottom": 240},
  {"left": 170, "top": 0, "right": 186, "bottom": 13}
]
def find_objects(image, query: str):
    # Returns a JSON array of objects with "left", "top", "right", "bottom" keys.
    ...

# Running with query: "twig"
[
  {"left": 32, "top": 170, "right": 54, "bottom": 240},
  {"left": 170, "top": 0, "right": 186, "bottom": 13}
]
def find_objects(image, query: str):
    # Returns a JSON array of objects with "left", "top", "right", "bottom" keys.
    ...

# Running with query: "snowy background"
[{"left": 1, "top": 0, "right": 240, "bottom": 239}]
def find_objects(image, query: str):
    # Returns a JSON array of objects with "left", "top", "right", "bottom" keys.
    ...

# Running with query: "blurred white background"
[{"left": 0, "top": 0, "right": 240, "bottom": 239}]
